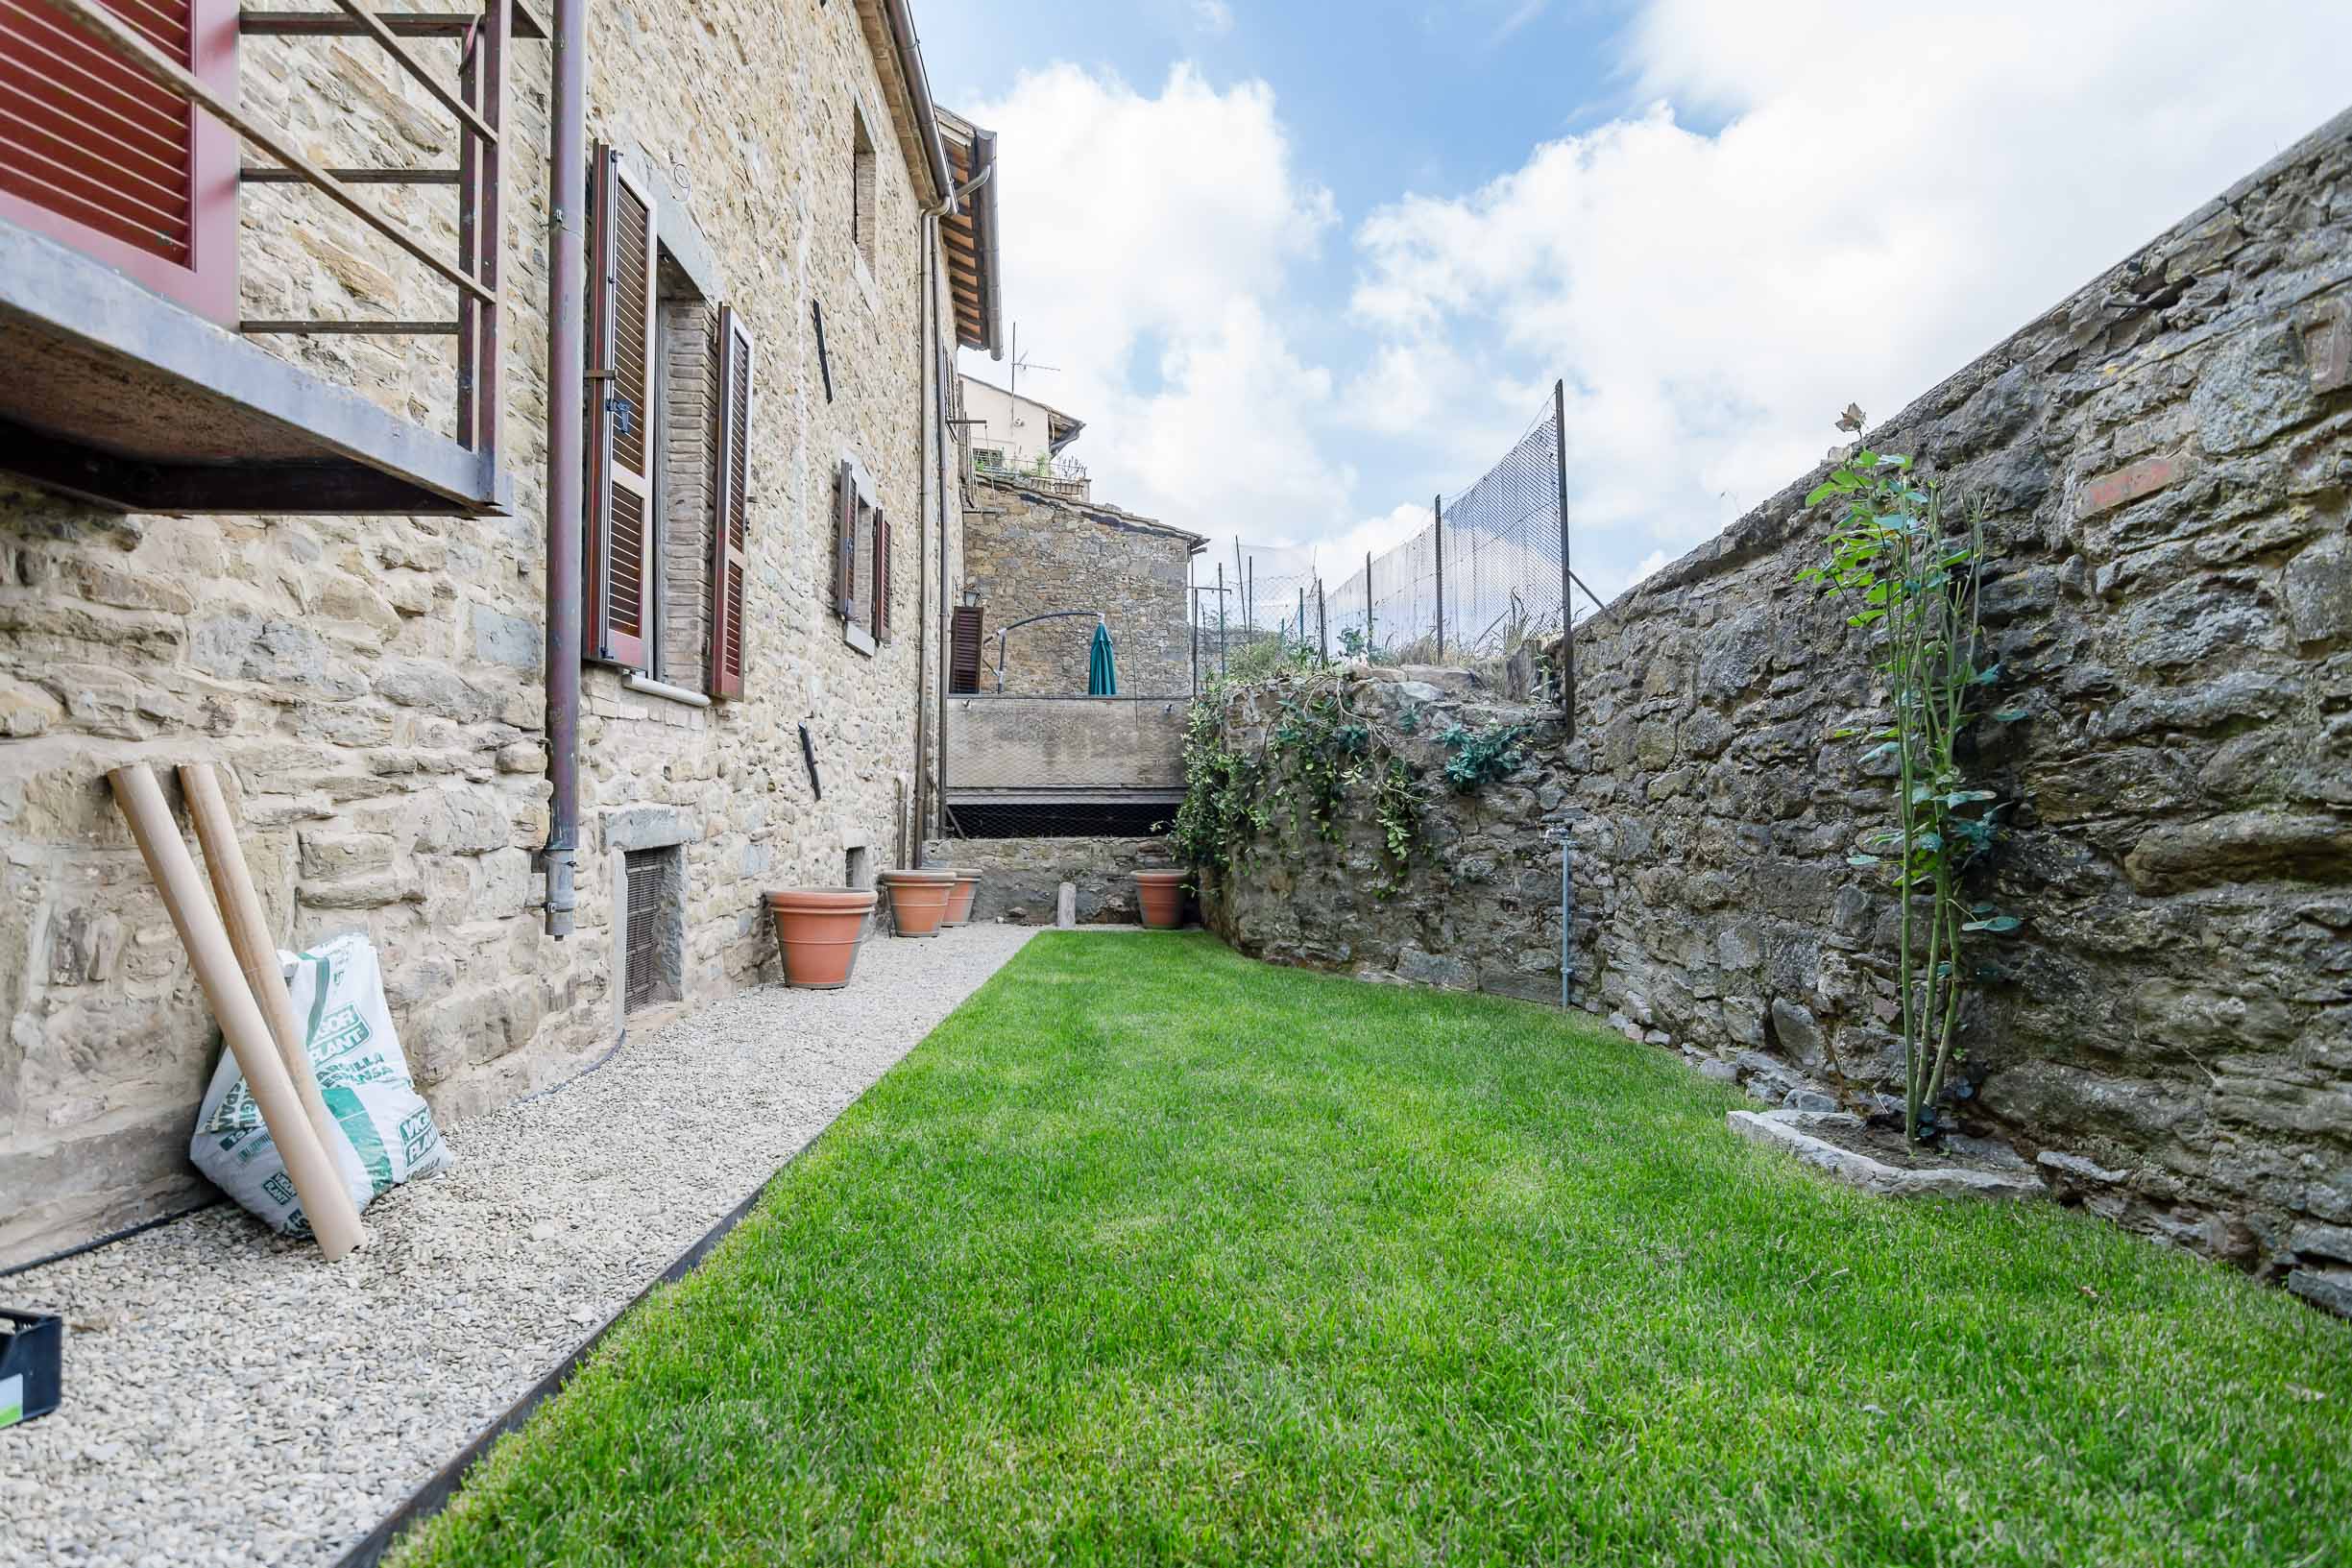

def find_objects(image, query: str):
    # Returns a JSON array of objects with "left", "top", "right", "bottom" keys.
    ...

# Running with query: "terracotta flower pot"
[
  {"left": 766, "top": 888, "right": 878, "bottom": 989},
  {"left": 1133, "top": 869, "right": 1185, "bottom": 929},
  {"left": 940, "top": 867, "right": 982, "bottom": 927},
  {"left": 878, "top": 869, "right": 957, "bottom": 938}
]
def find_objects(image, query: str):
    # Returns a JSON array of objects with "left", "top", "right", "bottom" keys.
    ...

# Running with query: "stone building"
[
  {"left": 960, "top": 473, "right": 1207, "bottom": 696},
  {"left": 0, "top": 0, "right": 1006, "bottom": 1265}
]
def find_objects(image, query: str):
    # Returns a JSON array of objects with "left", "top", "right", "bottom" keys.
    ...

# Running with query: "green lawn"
[{"left": 395, "top": 933, "right": 2350, "bottom": 1567}]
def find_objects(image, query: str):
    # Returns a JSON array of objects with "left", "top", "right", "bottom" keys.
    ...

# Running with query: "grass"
[{"left": 394, "top": 933, "right": 2351, "bottom": 1566}]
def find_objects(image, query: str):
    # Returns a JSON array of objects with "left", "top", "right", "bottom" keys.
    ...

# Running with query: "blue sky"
[
  {"left": 914, "top": 0, "right": 2352, "bottom": 602},
  {"left": 922, "top": 1, "right": 1634, "bottom": 216}
]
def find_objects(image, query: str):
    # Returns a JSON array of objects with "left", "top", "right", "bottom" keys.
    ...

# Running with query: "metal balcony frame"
[{"left": 0, "top": 1, "right": 546, "bottom": 515}]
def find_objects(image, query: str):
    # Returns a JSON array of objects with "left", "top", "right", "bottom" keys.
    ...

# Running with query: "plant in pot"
[
  {"left": 765, "top": 886, "right": 878, "bottom": 989},
  {"left": 1133, "top": 868, "right": 1185, "bottom": 929},
  {"left": 877, "top": 868, "right": 957, "bottom": 937}
]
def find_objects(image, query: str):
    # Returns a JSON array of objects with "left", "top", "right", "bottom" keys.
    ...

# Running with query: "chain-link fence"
[{"left": 1188, "top": 386, "right": 1603, "bottom": 685}]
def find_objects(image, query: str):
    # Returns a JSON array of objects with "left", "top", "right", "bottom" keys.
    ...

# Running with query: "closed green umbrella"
[{"left": 1086, "top": 621, "right": 1118, "bottom": 696}]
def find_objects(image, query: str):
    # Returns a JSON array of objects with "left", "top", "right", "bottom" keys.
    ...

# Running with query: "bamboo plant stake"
[
  {"left": 178, "top": 762, "right": 358, "bottom": 1203},
  {"left": 109, "top": 763, "right": 365, "bottom": 1261}
]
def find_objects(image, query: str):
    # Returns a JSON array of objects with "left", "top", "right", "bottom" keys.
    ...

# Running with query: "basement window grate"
[
  {"left": 623, "top": 847, "right": 683, "bottom": 1014},
  {"left": 944, "top": 801, "right": 1177, "bottom": 839}
]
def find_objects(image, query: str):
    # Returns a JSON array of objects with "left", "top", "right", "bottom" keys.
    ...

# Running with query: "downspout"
[
  {"left": 542, "top": 0, "right": 587, "bottom": 936},
  {"left": 911, "top": 205, "right": 932, "bottom": 858}
]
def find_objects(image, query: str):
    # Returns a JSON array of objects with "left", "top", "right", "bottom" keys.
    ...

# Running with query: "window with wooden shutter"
[
  {"left": 708, "top": 304, "right": 754, "bottom": 698},
  {"left": 834, "top": 458, "right": 861, "bottom": 624},
  {"left": 0, "top": 0, "right": 238, "bottom": 323},
  {"left": 872, "top": 513, "right": 890, "bottom": 642},
  {"left": 585, "top": 143, "right": 657, "bottom": 669},
  {"left": 949, "top": 605, "right": 983, "bottom": 693}
]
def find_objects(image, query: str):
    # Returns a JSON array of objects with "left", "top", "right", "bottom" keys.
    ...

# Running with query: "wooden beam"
[{"left": 50, "top": 0, "right": 492, "bottom": 303}]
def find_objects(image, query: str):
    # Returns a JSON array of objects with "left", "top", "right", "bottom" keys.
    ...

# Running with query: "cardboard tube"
[
  {"left": 178, "top": 763, "right": 359, "bottom": 1213},
  {"left": 109, "top": 764, "right": 365, "bottom": 1261}
]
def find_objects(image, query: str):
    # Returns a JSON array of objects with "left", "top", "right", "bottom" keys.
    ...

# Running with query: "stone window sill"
[
  {"left": 622, "top": 672, "right": 713, "bottom": 709},
  {"left": 842, "top": 620, "right": 877, "bottom": 659}
]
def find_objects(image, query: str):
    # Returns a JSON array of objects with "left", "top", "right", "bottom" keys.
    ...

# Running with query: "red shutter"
[
  {"left": 708, "top": 304, "right": 754, "bottom": 698},
  {"left": 0, "top": 0, "right": 238, "bottom": 323},
  {"left": 834, "top": 458, "right": 861, "bottom": 623},
  {"left": 949, "top": 605, "right": 982, "bottom": 693},
  {"left": 585, "top": 143, "right": 656, "bottom": 668},
  {"left": 873, "top": 513, "right": 890, "bottom": 641}
]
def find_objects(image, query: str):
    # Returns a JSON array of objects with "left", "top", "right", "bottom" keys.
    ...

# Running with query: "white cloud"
[
  {"left": 1349, "top": 0, "right": 2352, "bottom": 600},
  {"left": 964, "top": 63, "right": 1342, "bottom": 563},
  {"left": 1191, "top": 0, "right": 1233, "bottom": 36},
  {"left": 960, "top": 5, "right": 2349, "bottom": 620}
]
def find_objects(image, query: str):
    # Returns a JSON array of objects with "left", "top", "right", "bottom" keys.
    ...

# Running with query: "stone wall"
[
  {"left": 922, "top": 835, "right": 1173, "bottom": 925},
  {"left": 945, "top": 696, "right": 1187, "bottom": 792},
  {"left": 1203, "top": 109, "right": 2352, "bottom": 1307},
  {"left": 962, "top": 475, "right": 1200, "bottom": 695},
  {"left": 0, "top": 2, "right": 972, "bottom": 1264}
]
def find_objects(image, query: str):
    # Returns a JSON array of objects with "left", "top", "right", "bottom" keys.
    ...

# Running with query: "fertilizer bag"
[{"left": 189, "top": 930, "right": 452, "bottom": 1237}]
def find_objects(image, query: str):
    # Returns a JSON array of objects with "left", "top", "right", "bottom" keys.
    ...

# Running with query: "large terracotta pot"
[
  {"left": 1133, "top": 869, "right": 1185, "bottom": 929},
  {"left": 766, "top": 888, "right": 878, "bottom": 989},
  {"left": 878, "top": 869, "right": 957, "bottom": 938},
  {"left": 940, "top": 867, "right": 982, "bottom": 927}
]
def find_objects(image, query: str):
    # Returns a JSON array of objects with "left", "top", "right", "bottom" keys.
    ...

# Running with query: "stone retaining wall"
[
  {"left": 1204, "top": 109, "right": 2352, "bottom": 1308},
  {"left": 923, "top": 836, "right": 1172, "bottom": 925}
]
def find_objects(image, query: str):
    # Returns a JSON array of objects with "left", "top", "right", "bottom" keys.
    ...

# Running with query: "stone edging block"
[{"left": 1728, "top": 1109, "right": 2048, "bottom": 1202}]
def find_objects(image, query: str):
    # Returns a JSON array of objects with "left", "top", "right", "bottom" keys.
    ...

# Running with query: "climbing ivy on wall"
[
  {"left": 1800, "top": 439, "right": 2024, "bottom": 1146},
  {"left": 1173, "top": 671, "right": 1535, "bottom": 899}
]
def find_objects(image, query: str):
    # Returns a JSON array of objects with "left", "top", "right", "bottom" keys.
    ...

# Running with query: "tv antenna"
[{"left": 1007, "top": 322, "right": 1060, "bottom": 405}]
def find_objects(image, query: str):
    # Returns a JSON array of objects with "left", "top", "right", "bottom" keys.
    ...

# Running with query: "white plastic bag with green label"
[{"left": 189, "top": 931, "right": 452, "bottom": 1237}]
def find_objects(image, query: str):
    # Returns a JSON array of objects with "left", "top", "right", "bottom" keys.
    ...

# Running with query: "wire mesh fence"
[{"left": 1188, "top": 386, "right": 1600, "bottom": 685}]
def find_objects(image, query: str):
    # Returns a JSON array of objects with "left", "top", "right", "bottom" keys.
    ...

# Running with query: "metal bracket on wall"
[
  {"left": 798, "top": 723, "right": 823, "bottom": 801},
  {"left": 812, "top": 301, "right": 834, "bottom": 402}
]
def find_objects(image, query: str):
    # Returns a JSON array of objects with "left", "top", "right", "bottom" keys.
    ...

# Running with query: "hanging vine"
[{"left": 1173, "top": 668, "right": 1541, "bottom": 903}]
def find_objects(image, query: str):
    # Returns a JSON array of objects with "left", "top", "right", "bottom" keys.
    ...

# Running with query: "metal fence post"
[
  {"left": 1217, "top": 561, "right": 1227, "bottom": 680},
  {"left": 1317, "top": 579, "right": 1327, "bottom": 663},
  {"left": 1432, "top": 492, "right": 1444, "bottom": 662},
  {"left": 1189, "top": 584, "right": 1200, "bottom": 696},
  {"left": 1365, "top": 550, "right": 1374, "bottom": 656},
  {"left": 1297, "top": 586, "right": 1305, "bottom": 652},
  {"left": 1553, "top": 377, "right": 1575, "bottom": 739},
  {"left": 1247, "top": 556, "right": 1255, "bottom": 642}
]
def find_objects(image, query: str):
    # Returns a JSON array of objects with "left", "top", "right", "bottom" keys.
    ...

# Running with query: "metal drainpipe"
[
  {"left": 541, "top": 0, "right": 587, "bottom": 937},
  {"left": 1559, "top": 828, "right": 1576, "bottom": 1009},
  {"left": 911, "top": 207, "right": 933, "bottom": 859}
]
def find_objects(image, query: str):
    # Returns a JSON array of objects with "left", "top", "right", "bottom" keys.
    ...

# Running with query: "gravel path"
[{"left": 0, "top": 925, "right": 1037, "bottom": 1568}]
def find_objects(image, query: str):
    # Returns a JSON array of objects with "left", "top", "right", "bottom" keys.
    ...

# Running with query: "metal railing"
[
  {"left": 47, "top": 0, "right": 539, "bottom": 464},
  {"left": 973, "top": 444, "right": 1089, "bottom": 498}
]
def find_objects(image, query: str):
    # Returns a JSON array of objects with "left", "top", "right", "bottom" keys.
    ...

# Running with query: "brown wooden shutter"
[
  {"left": 585, "top": 143, "right": 656, "bottom": 668},
  {"left": 708, "top": 304, "right": 754, "bottom": 698},
  {"left": 0, "top": 0, "right": 238, "bottom": 323},
  {"left": 872, "top": 513, "right": 890, "bottom": 641},
  {"left": 834, "top": 459, "right": 861, "bottom": 623},
  {"left": 949, "top": 605, "right": 983, "bottom": 693}
]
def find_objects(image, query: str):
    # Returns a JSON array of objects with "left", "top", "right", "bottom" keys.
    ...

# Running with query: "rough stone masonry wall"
[
  {"left": 0, "top": 1, "right": 961, "bottom": 1265},
  {"left": 1206, "top": 109, "right": 2352, "bottom": 1305},
  {"left": 963, "top": 475, "right": 1198, "bottom": 695},
  {"left": 922, "top": 835, "right": 1172, "bottom": 926}
]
